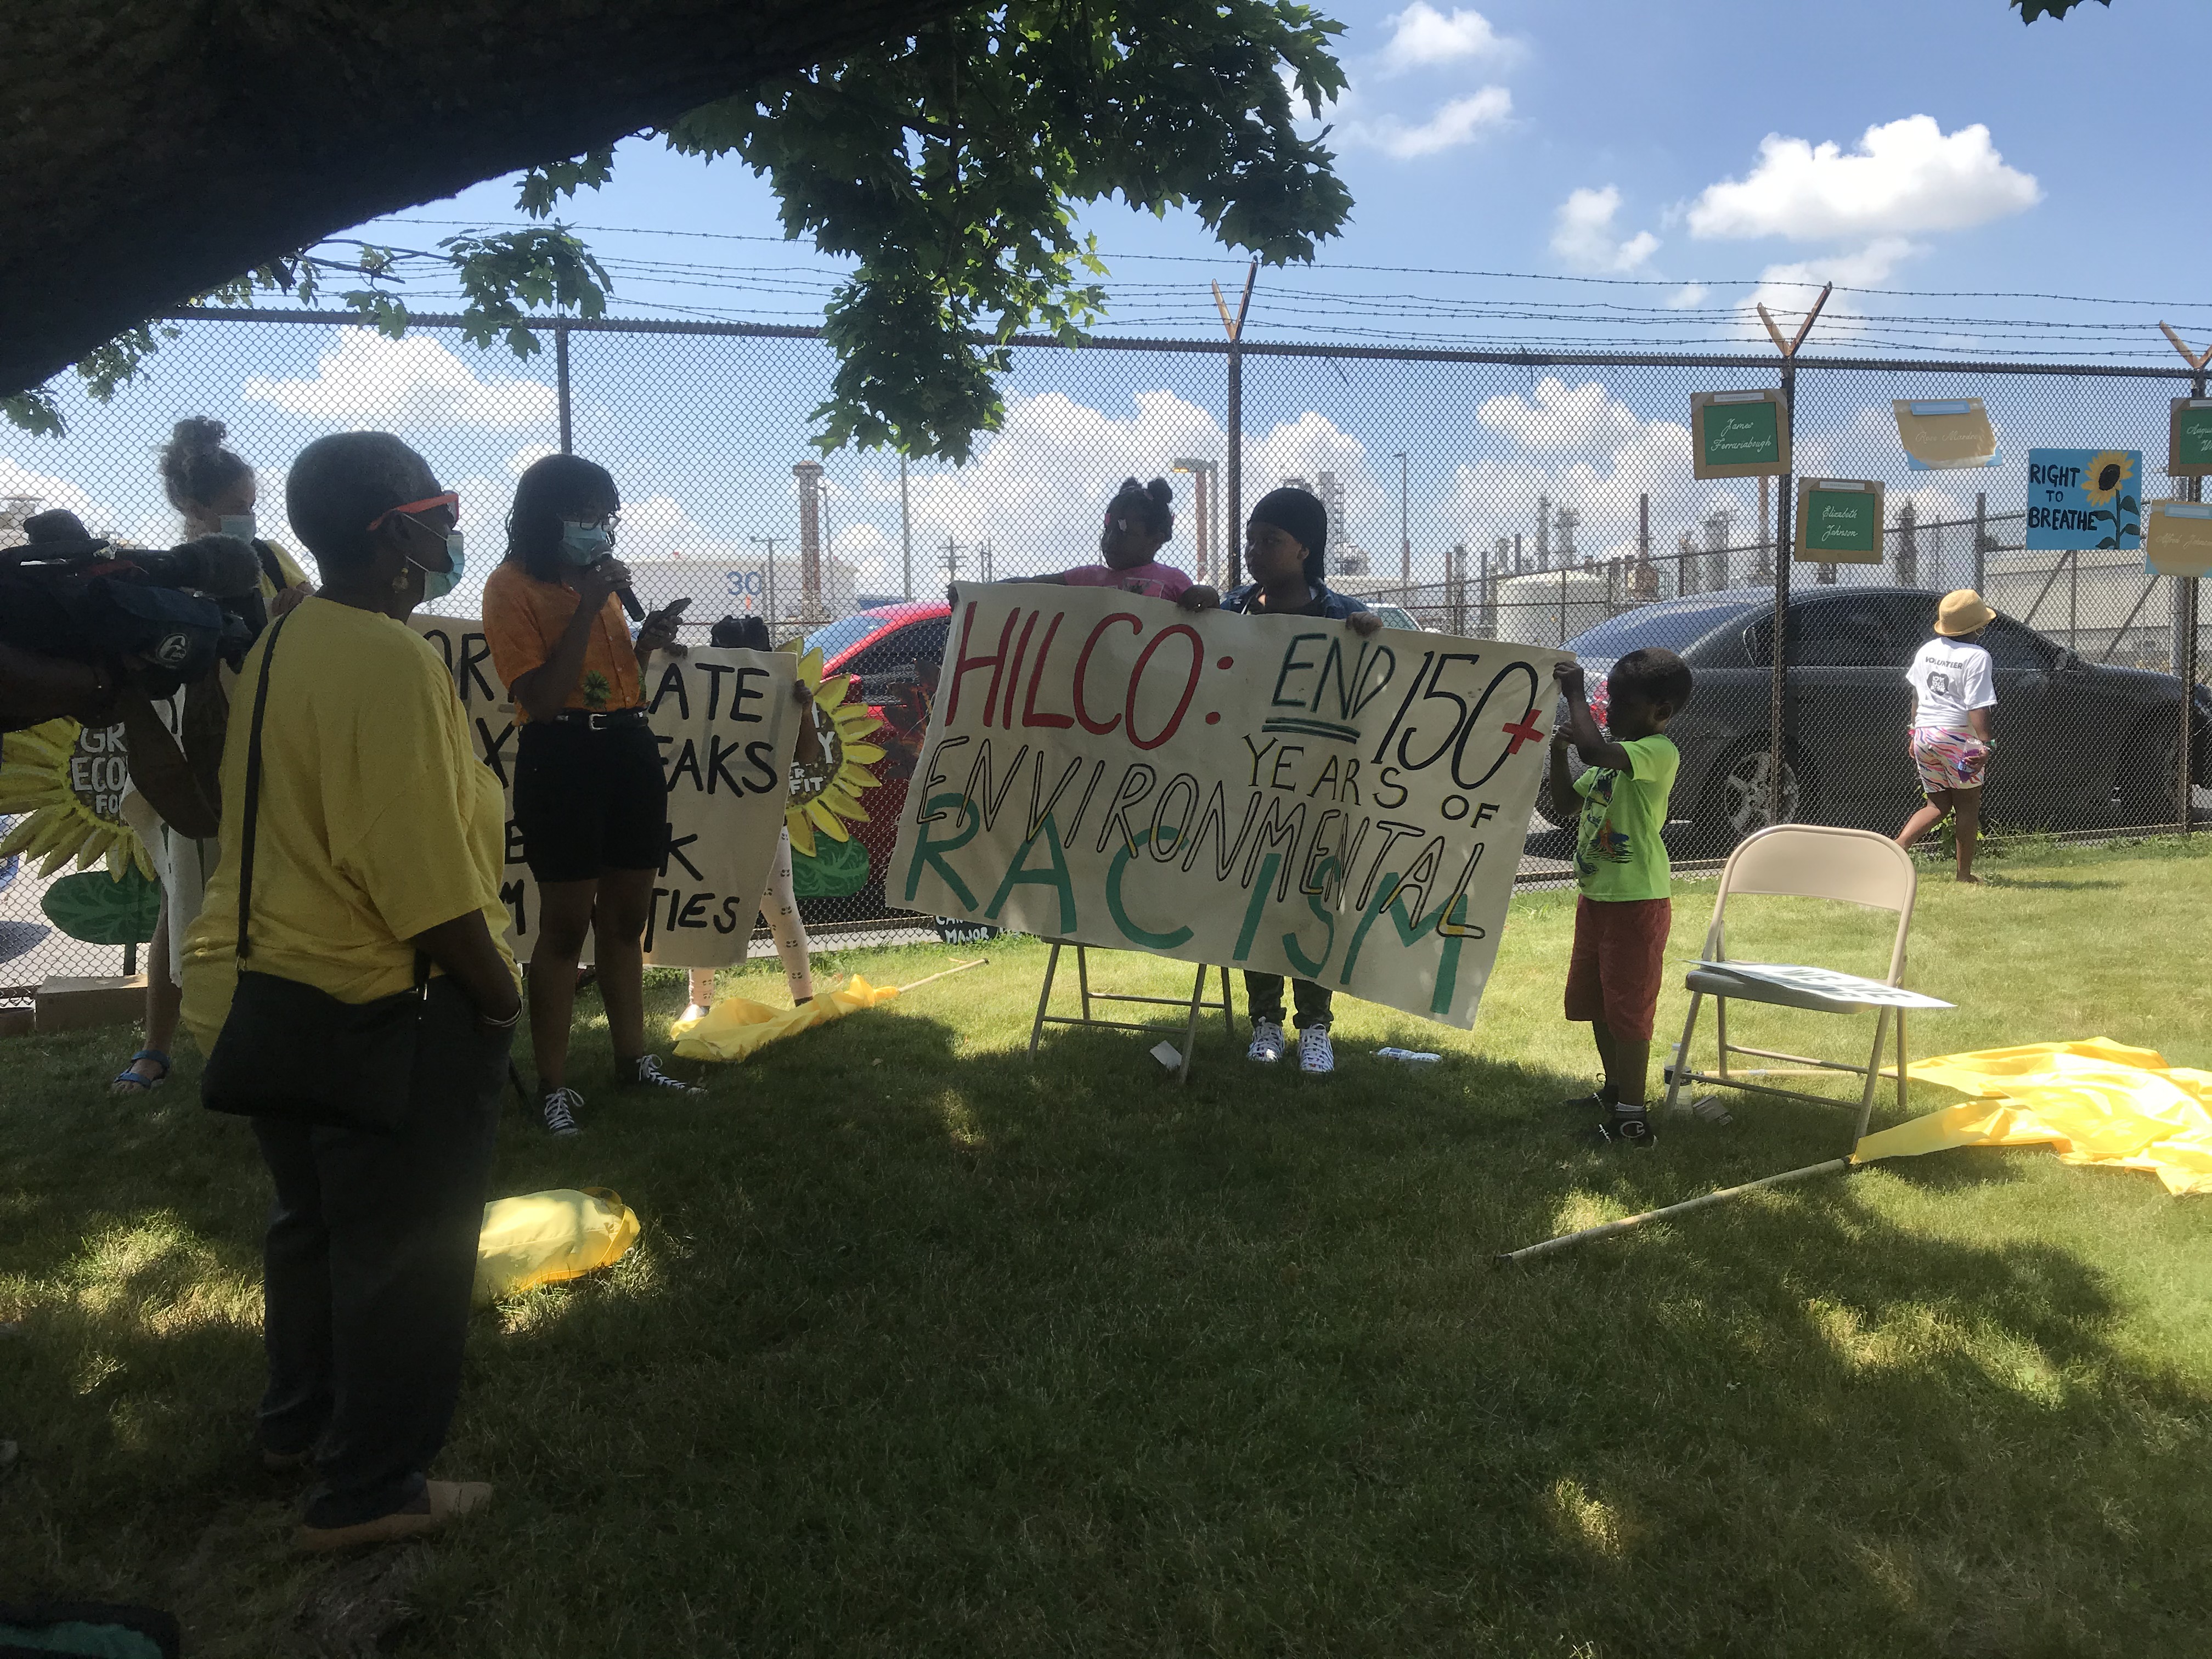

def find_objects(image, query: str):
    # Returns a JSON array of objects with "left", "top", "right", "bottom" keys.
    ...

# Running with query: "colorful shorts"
[
  {"left": 1565, "top": 896, "right": 1672, "bottom": 1042},
  {"left": 1909, "top": 727, "right": 1990, "bottom": 794}
]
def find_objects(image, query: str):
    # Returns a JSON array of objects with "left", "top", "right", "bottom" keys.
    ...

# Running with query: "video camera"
[{"left": 0, "top": 509, "right": 270, "bottom": 699}]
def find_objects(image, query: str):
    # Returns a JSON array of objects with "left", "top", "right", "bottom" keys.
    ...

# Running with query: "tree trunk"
[{"left": 2, "top": 1, "right": 961, "bottom": 394}]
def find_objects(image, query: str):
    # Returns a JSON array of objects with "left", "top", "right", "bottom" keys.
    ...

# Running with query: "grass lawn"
[{"left": 4, "top": 838, "right": 2212, "bottom": 1656}]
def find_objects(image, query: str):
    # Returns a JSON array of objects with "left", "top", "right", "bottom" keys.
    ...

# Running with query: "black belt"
[{"left": 547, "top": 707, "right": 648, "bottom": 730}]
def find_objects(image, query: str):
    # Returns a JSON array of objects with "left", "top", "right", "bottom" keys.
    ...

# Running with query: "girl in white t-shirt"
[{"left": 1895, "top": 589, "right": 1997, "bottom": 883}]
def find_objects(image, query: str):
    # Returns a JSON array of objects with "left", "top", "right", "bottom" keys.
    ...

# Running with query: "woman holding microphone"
[{"left": 483, "top": 454, "right": 695, "bottom": 1136}]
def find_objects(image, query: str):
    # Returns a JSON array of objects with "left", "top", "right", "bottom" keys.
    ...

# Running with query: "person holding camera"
[
  {"left": 483, "top": 454, "right": 697, "bottom": 1136},
  {"left": 112, "top": 418, "right": 313, "bottom": 1098},
  {"left": 179, "top": 431, "right": 519, "bottom": 1550}
]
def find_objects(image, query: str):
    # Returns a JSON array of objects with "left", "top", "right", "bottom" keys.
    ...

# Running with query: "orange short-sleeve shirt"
[{"left": 482, "top": 560, "right": 643, "bottom": 721}]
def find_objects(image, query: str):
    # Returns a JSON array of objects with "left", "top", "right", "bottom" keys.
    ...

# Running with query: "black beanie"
[{"left": 1248, "top": 487, "right": 1328, "bottom": 563}]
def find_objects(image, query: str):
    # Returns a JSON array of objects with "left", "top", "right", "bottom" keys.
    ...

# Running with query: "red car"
[{"left": 790, "top": 601, "right": 952, "bottom": 919}]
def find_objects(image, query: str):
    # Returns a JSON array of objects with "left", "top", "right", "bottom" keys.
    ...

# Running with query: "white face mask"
[{"left": 219, "top": 512, "right": 257, "bottom": 543}]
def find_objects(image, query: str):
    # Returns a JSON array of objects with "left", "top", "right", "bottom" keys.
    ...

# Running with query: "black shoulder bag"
[{"left": 201, "top": 613, "right": 428, "bottom": 1133}]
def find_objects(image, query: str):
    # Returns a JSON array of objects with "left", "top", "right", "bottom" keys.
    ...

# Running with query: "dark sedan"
[{"left": 1540, "top": 586, "right": 2212, "bottom": 849}]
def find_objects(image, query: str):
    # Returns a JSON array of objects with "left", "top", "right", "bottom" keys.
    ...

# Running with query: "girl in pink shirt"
[{"left": 1019, "top": 477, "right": 1215, "bottom": 605}]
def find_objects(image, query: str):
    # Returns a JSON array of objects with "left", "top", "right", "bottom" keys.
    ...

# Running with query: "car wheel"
[
  {"left": 2116, "top": 718, "right": 2184, "bottom": 827},
  {"left": 1693, "top": 741, "right": 1805, "bottom": 852}
]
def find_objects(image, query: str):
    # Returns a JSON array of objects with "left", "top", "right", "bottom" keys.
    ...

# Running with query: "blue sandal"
[{"left": 110, "top": 1049, "right": 171, "bottom": 1096}]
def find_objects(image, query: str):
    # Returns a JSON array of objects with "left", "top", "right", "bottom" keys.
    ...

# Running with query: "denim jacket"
[{"left": 1220, "top": 581, "right": 1370, "bottom": 621}]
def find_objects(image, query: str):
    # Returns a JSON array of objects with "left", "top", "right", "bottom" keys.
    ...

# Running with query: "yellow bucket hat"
[{"left": 1935, "top": 589, "right": 1996, "bottom": 636}]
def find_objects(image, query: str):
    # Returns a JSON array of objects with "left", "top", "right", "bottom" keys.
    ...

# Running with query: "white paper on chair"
[{"left": 1694, "top": 962, "right": 1954, "bottom": 1009}]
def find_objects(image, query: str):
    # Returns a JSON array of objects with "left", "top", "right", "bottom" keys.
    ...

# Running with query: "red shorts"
[{"left": 1565, "top": 896, "right": 1672, "bottom": 1042}]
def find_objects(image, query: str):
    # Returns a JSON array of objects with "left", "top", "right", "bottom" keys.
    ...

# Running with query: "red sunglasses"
[{"left": 365, "top": 492, "right": 459, "bottom": 532}]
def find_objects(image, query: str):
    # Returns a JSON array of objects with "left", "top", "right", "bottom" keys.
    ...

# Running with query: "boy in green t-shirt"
[{"left": 1546, "top": 647, "right": 1694, "bottom": 1147}]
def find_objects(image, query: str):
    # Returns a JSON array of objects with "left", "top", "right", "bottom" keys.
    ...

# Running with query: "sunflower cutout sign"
[
  {"left": 0, "top": 718, "right": 153, "bottom": 883},
  {"left": 786, "top": 647, "right": 886, "bottom": 897},
  {"left": 2026, "top": 449, "right": 2141, "bottom": 551}
]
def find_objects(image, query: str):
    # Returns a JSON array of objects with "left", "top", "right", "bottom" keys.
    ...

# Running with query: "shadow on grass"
[{"left": 3, "top": 977, "right": 2208, "bottom": 1658}]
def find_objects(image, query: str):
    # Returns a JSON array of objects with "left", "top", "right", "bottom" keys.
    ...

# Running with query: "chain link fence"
[{"left": 4, "top": 312, "right": 2205, "bottom": 992}]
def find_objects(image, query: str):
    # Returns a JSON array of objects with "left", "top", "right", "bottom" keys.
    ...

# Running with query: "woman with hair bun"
[
  {"left": 111, "top": 417, "right": 313, "bottom": 1098},
  {"left": 1009, "top": 476, "right": 1216, "bottom": 606}
]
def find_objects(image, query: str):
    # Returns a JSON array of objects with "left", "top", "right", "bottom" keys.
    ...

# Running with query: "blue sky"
[{"left": 8, "top": 0, "right": 2209, "bottom": 608}]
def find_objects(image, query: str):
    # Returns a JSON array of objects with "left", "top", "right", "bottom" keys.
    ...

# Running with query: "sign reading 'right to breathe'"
[{"left": 2025, "top": 449, "right": 2141, "bottom": 551}]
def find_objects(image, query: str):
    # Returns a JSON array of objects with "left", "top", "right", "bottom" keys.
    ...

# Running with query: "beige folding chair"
[{"left": 1662, "top": 824, "right": 1949, "bottom": 1147}]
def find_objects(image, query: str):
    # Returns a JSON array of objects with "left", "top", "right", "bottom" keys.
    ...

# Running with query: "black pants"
[
  {"left": 1244, "top": 972, "right": 1334, "bottom": 1030},
  {"left": 251, "top": 979, "right": 510, "bottom": 1528}
]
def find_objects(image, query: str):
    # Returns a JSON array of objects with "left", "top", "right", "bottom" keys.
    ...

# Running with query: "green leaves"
[
  {"left": 668, "top": 0, "right": 1351, "bottom": 459},
  {"left": 5, "top": 3, "right": 1353, "bottom": 461}
]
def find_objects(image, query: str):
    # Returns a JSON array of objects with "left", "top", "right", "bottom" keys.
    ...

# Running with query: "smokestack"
[{"left": 792, "top": 460, "right": 826, "bottom": 621}]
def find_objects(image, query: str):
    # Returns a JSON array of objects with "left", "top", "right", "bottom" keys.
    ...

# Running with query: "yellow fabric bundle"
[
  {"left": 1852, "top": 1037, "right": 2212, "bottom": 1195},
  {"left": 473, "top": 1188, "right": 642, "bottom": 1307},
  {"left": 669, "top": 973, "right": 901, "bottom": 1064}
]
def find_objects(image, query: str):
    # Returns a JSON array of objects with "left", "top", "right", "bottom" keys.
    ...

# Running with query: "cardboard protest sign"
[
  {"left": 1892, "top": 399, "right": 2000, "bottom": 470},
  {"left": 888, "top": 585, "right": 1561, "bottom": 1030},
  {"left": 1794, "top": 479, "right": 1884, "bottom": 565},
  {"left": 2025, "top": 449, "right": 2142, "bottom": 551},
  {"left": 1691, "top": 390, "right": 1790, "bottom": 479},
  {"left": 2169, "top": 400, "right": 2212, "bottom": 478},
  {"left": 2145, "top": 500, "right": 2212, "bottom": 578},
  {"left": 411, "top": 618, "right": 799, "bottom": 966}
]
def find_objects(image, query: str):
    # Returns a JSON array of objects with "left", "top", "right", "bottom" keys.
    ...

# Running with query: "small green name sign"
[
  {"left": 1692, "top": 390, "right": 1790, "bottom": 479},
  {"left": 2171, "top": 399, "right": 2212, "bottom": 476},
  {"left": 1796, "top": 478, "right": 1884, "bottom": 564}
]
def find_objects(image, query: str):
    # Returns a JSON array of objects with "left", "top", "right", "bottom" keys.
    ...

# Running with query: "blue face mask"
[
  {"left": 412, "top": 530, "right": 465, "bottom": 602},
  {"left": 218, "top": 512, "right": 257, "bottom": 544},
  {"left": 560, "top": 521, "right": 613, "bottom": 565}
]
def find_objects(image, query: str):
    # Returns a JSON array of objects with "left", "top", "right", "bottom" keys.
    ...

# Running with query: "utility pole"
[
  {"left": 748, "top": 535, "right": 780, "bottom": 628},
  {"left": 943, "top": 537, "right": 966, "bottom": 586},
  {"left": 1395, "top": 450, "right": 1410, "bottom": 592},
  {"left": 2159, "top": 321, "right": 2210, "bottom": 832},
  {"left": 1171, "top": 459, "right": 1217, "bottom": 584},
  {"left": 1212, "top": 262, "right": 1258, "bottom": 587},
  {"left": 899, "top": 454, "right": 913, "bottom": 601}
]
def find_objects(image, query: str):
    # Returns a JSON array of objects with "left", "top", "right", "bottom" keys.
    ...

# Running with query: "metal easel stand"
[{"left": 1026, "top": 940, "right": 1235, "bottom": 1085}]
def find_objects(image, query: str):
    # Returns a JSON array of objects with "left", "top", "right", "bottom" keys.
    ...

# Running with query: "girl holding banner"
[{"left": 484, "top": 455, "right": 698, "bottom": 1136}]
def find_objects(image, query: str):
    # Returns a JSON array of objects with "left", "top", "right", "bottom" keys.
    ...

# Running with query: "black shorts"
[{"left": 513, "top": 719, "right": 668, "bottom": 884}]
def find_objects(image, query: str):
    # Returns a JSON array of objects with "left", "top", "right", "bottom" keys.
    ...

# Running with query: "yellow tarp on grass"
[
  {"left": 1851, "top": 1037, "right": 2212, "bottom": 1195},
  {"left": 669, "top": 973, "right": 901, "bottom": 1064},
  {"left": 475, "top": 1188, "right": 641, "bottom": 1306}
]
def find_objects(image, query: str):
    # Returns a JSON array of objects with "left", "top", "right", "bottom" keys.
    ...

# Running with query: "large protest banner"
[
  {"left": 411, "top": 618, "right": 799, "bottom": 966},
  {"left": 889, "top": 585, "right": 1563, "bottom": 1029}
]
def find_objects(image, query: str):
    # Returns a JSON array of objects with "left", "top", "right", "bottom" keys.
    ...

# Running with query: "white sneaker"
[
  {"left": 1297, "top": 1025, "right": 1335, "bottom": 1075},
  {"left": 679, "top": 1002, "right": 711, "bottom": 1024},
  {"left": 541, "top": 1087, "right": 583, "bottom": 1137},
  {"left": 1247, "top": 1018, "right": 1287, "bottom": 1063}
]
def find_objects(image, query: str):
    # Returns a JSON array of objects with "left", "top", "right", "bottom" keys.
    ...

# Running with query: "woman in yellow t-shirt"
[
  {"left": 482, "top": 453, "right": 693, "bottom": 1136},
  {"left": 112, "top": 417, "right": 315, "bottom": 1098},
  {"left": 181, "top": 431, "right": 521, "bottom": 1552}
]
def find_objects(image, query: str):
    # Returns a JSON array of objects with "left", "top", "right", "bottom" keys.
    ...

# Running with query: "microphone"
[{"left": 617, "top": 583, "right": 645, "bottom": 623}]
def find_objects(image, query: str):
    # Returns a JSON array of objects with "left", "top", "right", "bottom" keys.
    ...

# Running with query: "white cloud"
[
  {"left": 0, "top": 457, "right": 111, "bottom": 542},
  {"left": 1685, "top": 116, "right": 2040, "bottom": 242},
  {"left": 1737, "top": 238, "right": 1920, "bottom": 345},
  {"left": 1374, "top": 4, "right": 1522, "bottom": 76},
  {"left": 505, "top": 442, "right": 558, "bottom": 477},
  {"left": 1344, "top": 88, "right": 1513, "bottom": 160},
  {"left": 1549, "top": 187, "right": 1661, "bottom": 274},
  {"left": 242, "top": 331, "right": 558, "bottom": 430},
  {"left": 1666, "top": 284, "right": 1709, "bottom": 310}
]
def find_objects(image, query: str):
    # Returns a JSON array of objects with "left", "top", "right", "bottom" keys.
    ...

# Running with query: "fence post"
[
  {"left": 1770, "top": 360, "right": 1795, "bottom": 827},
  {"left": 554, "top": 323, "right": 573, "bottom": 455},
  {"left": 2185, "top": 369, "right": 2205, "bottom": 833},
  {"left": 1973, "top": 491, "right": 1986, "bottom": 594}
]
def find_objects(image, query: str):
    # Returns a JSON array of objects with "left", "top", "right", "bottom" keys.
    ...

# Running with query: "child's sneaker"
[
  {"left": 628, "top": 1054, "right": 705, "bottom": 1096},
  {"left": 1248, "top": 1019, "right": 1287, "bottom": 1064},
  {"left": 1556, "top": 1089, "right": 1613, "bottom": 1115},
  {"left": 541, "top": 1087, "right": 584, "bottom": 1137},
  {"left": 1583, "top": 1109, "right": 1655, "bottom": 1148},
  {"left": 1297, "top": 1025, "right": 1335, "bottom": 1075}
]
